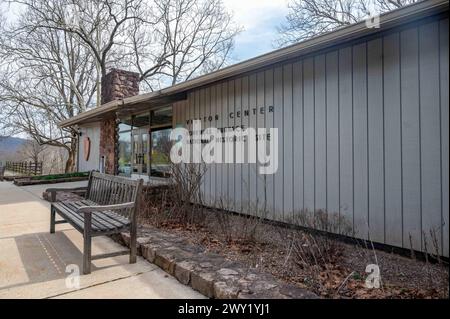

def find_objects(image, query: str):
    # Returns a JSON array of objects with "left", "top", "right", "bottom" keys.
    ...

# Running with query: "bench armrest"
[
  {"left": 46, "top": 187, "right": 87, "bottom": 202},
  {"left": 76, "top": 202, "right": 135, "bottom": 214}
]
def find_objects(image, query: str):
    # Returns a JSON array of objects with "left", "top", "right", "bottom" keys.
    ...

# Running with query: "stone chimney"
[
  {"left": 101, "top": 68, "right": 140, "bottom": 104},
  {"left": 99, "top": 69, "right": 139, "bottom": 175}
]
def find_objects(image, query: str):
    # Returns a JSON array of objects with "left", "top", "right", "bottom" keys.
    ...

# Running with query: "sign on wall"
[{"left": 83, "top": 137, "right": 91, "bottom": 161}]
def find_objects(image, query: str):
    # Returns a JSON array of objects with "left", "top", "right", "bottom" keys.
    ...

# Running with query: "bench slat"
[
  {"left": 91, "top": 172, "right": 141, "bottom": 186},
  {"left": 70, "top": 200, "right": 131, "bottom": 227},
  {"left": 56, "top": 202, "right": 104, "bottom": 231},
  {"left": 64, "top": 202, "right": 118, "bottom": 230},
  {"left": 52, "top": 203, "right": 92, "bottom": 232},
  {"left": 66, "top": 201, "right": 130, "bottom": 230},
  {"left": 78, "top": 200, "right": 130, "bottom": 227},
  {"left": 52, "top": 201, "right": 130, "bottom": 232}
]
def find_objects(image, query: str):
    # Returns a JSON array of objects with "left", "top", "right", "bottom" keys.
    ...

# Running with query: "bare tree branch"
[{"left": 275, "top": 0, "right": 418, "bottom": 47}]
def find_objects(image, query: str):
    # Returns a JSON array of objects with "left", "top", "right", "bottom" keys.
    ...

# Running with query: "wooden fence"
[{"left": 5, "top": 161, "right": 43, "bottom": 176}]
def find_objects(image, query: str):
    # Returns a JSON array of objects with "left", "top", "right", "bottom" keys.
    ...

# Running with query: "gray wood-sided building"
[{"left": 60, "top": 0, "right": 449, "bottom": 257}]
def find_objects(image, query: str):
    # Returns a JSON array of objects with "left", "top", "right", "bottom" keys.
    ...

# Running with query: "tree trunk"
[{"left": 64, "top": 138, "right": 77, "bottom": 173}]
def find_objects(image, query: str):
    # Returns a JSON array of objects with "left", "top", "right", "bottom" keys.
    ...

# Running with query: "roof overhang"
[
  {"left": 59, "top": 0, "right": 448, "bottom": 128},
  {"left": 59, "top": 91, "right": 187, "bottom": 127}
]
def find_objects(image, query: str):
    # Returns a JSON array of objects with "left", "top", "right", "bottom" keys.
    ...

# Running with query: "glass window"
[
  {"left": 118, "top": 130, "right": 132, "bottom": 177},
  {"left": 133, "top": 113, "right": 150, "bottom": 128},
  {"left": 117, "top": 108, "right": 173, "bottom": 179},
  {"left": 151, "top": 128, "right": 172, "bottom": 178},
  {"left": 118, "top": 117, "right": 132, "bottom": 132},
  {"left": 142, "top": 133, "right": 149, "bottom": 174},
  {"left": 151, "top": 106, "right": 172, "bottom": 126},
  {"left": 131, "top": 113, "right": 150, "bottom": 175}
]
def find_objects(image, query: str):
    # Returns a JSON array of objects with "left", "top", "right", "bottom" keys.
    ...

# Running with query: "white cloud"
[
  {"left": 222, "top": 0, "right": 289, "bottom": 61},
  {"left": 224, "top": 0, "right": 289, "bottom": 29},
  {"left": 0, "top": 1, "right": 23, "bottom": 22}
]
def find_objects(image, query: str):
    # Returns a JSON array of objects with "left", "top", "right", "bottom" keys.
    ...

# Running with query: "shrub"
[
  {"left": 285, "top": 210, "right": 353, "bottom": 270},
  {"left": 212, "top": 201, "right": 269, "bottom": 245},
  {"left": 138, "top": 163, "right": 207, "bottom": 227},
  {"left": 32, "top": 171, "right": 89, "bottom": 180}
]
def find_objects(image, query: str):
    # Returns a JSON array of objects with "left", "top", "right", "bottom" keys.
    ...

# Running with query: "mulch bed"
[{"left": 138, "top": 209, "right": 449, "bottom": 299}]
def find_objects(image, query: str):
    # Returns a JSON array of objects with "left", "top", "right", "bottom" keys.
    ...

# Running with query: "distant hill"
[{"left": 0, "top": 136, "right": 28, "bottom": 163}]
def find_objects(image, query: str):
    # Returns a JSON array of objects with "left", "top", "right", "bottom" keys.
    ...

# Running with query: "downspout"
[{"left": 76, "top": 125, "right": 80, "bottom": 173}]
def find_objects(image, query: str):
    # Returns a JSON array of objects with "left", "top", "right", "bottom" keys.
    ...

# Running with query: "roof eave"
[
  {"left": 158, "top": 0, "right": 448, "bottom": 95},
  {"left": 59, "top": 0, "right": 448, "bottom": 128}
]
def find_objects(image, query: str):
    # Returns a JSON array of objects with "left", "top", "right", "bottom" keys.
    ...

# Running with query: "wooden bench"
[{"left": 47, "top": 172, "right": 143, "bottom": 274}]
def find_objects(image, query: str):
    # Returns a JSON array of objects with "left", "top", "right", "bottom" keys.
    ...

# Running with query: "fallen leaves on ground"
[{"left": 138, "top": 209, "right": 448, "bottom": 299}]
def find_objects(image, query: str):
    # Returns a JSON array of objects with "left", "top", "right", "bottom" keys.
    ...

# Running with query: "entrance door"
[
  {"left": 132, "top": 128, "right": 149, "bottom": 179},
  {"left": 150, "top": 128, "right": 172, "bottom": 177}
]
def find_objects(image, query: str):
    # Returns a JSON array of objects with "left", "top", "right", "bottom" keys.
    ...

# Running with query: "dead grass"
[
  {"left": 136, "top": 167, "right": 448, "bottom": 299},
  {"left": 137, "top": 197, "right": 448, "bottom": 299}
]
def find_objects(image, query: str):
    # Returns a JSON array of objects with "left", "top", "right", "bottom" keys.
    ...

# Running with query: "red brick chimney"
[{"left": 99, "top": 69, "right": 140, "bottom": 175}]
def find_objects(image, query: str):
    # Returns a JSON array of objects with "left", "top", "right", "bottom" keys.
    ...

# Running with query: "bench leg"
[
  {"left": 50, "top": 206, "right": 56, "bottom": 234},
  {"left": 83, "top": 233, "right": 92, "bottom": 274},
  {"left": 129, "top": 223, "right": 137, "bottom": 264},
  {"left": 83, "top": 215, "right": 92, "bottom": 275}
]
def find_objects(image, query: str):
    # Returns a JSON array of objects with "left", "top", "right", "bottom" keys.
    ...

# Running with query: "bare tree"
[
  {"left": 0, "top": 0, "right": 239, "bottom": 172},
  {"left": 0, "top": 2, "right": 97, "bottom": 172},
  {"left": 4, "top": 0, "right": 157, "bottom": 104},
  {"left": 16, "top": 139, "right": 67, "bottom": 174},
  {"left": 16, "top": 139, "right": 46, "bottom": 163},
  {"left": 276, "top": 0, "right": 418, "bottom": 47},
  {"left": 9, "top": 0, "right": 240, "bottom": 93},
  {"left": 131, "top": 0, "right": 240, "bottom": 90}
]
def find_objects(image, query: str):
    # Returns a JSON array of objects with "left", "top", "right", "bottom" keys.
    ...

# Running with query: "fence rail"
[{"left": 5, "top": 161, "right": 43, "bottom": 176}]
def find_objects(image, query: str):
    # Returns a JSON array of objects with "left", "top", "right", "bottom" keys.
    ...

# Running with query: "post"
[
  {"left": 129, "top": 179, "right": 143, "bottom": 264},
  {"left": 129, "top": 209, "right": 137, "bottom": 264},
  {"left": 83, "top": 213, "right": 92, "bottom": 274},
  {"left": 50, "top": 205, "right": 56, "bottom": 233}
]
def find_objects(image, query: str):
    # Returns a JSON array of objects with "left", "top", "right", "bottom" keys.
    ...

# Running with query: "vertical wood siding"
[{"left": 174, "top": 16, "right": 449, "bottom": 256}]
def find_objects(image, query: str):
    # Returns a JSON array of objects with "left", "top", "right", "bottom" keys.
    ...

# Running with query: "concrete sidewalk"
[{"left": 0, "top": 181, "right": 205, "bottom": 299}]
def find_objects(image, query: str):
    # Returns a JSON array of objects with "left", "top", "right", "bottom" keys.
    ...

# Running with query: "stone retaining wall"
[{"left": 114, "top": 227, "right": 318, "bottom": 299}]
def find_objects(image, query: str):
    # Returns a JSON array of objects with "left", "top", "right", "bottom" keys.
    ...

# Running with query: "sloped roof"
[{"left": 59, "top": 0, "right": 448, "bottom": 127}]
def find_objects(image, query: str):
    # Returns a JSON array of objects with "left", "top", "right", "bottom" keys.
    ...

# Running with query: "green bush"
[{"left": 31, "top": 172, "right": 90, "bottom": 181}]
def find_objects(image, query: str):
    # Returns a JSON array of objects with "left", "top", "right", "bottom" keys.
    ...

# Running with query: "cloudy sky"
[
  {"left": 223, "top": 0, "right": 290, "bottom": 61},
  {"left": 1, "top": 0, "right": 290, "bottom": 62}
]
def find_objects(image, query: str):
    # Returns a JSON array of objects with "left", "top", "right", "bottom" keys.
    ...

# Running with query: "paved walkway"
[{"left": 0, "top": 181, "right": 204, "bottom": 299}]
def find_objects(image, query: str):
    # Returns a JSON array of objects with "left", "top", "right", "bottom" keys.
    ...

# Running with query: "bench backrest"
[{"left": 86, "top": 172, "right": 143, "bottom": 217}]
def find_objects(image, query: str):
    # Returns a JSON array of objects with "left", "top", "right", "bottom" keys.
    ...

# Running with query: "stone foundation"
[{"left": 116, "top": 228, "right": 318, "bottom": 299}]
